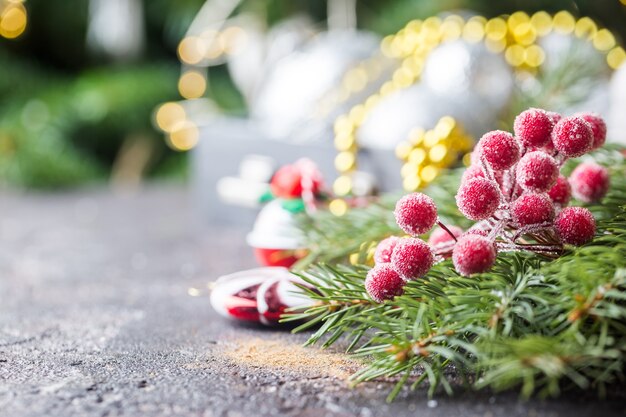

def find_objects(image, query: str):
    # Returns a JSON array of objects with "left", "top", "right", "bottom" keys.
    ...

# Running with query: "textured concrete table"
[{"left": 1, "top": 187, "right": 625, "bottom": 417}]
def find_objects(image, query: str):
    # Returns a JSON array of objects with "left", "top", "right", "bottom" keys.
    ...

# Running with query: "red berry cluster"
[{"left": 365, "top": 108, "right": 610, "bottom": 303}]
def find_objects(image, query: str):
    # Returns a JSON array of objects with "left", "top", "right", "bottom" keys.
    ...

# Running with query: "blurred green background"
[{"left": 0, "top": 0, "right": 624, "bottom": 188}]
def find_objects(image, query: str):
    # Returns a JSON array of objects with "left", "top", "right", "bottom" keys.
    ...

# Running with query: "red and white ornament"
[
  {"left": 247, "top": 199, "right": 305, "bottom": 267},
  {"left": 210, "top": 267, "right": 314, "bottom": 325}
]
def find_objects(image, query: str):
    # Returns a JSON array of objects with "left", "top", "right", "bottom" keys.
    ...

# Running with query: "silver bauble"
[
  {"left": 251, "top": 30, "right": 380, "bottom": 140},
  {"left": 359, "top": 40, "right": 513, "bottom": 150}
]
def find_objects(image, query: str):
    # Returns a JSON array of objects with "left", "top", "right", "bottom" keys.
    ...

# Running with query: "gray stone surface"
[{"left": 1, "top": 186, "right": 625, "bottom": 417}]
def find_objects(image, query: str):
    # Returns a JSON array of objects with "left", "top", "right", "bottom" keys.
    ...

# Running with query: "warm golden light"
[
  {"left": 155, "top": 102, "right": 186, "bottom": 133},
  {"left": 177, "top": 36, "right": 205, "bottom": 65},
  {"left": 178, "top": 71, "right": 207, "bottom": 99},
  {"left": 0, "top": 3, "right": 27, "bottom": 39},
  {"left": 168, "top": 121, "right": 199, "bottom": 151},
  {"left": 329, "top": 198, "right": 348, "bottom": 216}
]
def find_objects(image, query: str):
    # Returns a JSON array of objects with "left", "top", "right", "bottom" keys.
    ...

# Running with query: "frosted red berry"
[
  {"left": 514, "top": 108, "right": 553, "bottom": 148},
  {"left": 478, "top": 130, "right": 521, "bottom": 171},
  {"left": 461, "top": 164, "right": 485, "bottom": 183},
  {"left": 452, "top": 234, "right": 497, "bottom": 276},
  {"left": 365, "top": 264, "right": 405, "bottom": 303},
  {"left": 456, "top": 178, "right": 501, "bottom": 221},
  {"left": 552, "top": 116, "right": 593, "bottom": 158},
  {"left": 547, "top": 175, "right": 571, "bottom": 205},
  {"left": 428, "top": 225, "right": 463, "bottom": 247},
  {"left": 555, "top": 207, "right": 596, "bottom": 246},
  {"left": 390, "top": 238, "right": 434, "bottom": 281},
  {"left": 546, "top": 111, "right": 562, "bottom": 125},
  {"left": 394, "top": 193, "right": 438, "bottom": 235},
  {"left": 569, "top": 162, "right": 610, "bottom": 203},
  {"left": 510, "top": 193, "right": 555, "bottom": 226},
  {"left": 516, "top": 151, "right": 559, "bottom": 192},
  {"left": 575, "top": 112, "right": 606, "bottom": 150},
  {"left": 374, "top": 236, "right": 399, "bottom": 264}
]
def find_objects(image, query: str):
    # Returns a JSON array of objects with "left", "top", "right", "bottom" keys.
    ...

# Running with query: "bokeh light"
[{"left": 0, "top": 1, "right": 27, "bottom": 39}]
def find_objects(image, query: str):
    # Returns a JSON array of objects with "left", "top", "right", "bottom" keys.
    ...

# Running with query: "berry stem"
[{"left": 437, "top": 220, "right": 458, "bottom": 243}]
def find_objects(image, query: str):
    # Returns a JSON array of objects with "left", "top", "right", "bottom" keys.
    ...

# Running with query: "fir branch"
[{"left": 286, "top": 147, "right": 626, "bottom": 400}]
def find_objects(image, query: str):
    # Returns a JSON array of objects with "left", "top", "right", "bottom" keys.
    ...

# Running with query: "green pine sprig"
[{"left": 284, "top": 146, "right": 626, "bottom": 401}]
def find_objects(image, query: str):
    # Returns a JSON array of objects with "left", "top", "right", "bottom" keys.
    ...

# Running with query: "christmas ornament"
[
  {"left": 330, "top": 10, "right": 624, "bottom": 200},
  {"left": 247, "top": 159, "right": 324, "bottom": 267},
  {"left": 210, "top": 267, "right": 314, "bottom": 325},
  {"left": 247, "top": 199, "right": 305, "bottom": 267}
]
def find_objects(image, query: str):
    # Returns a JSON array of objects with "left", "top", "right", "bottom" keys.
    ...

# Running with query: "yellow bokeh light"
[
  {"left": 334, "top": 151, "right": 356, "bottom": 172},
  {"left": 513, "top": 22, "right": 536, "bottom": 46},
  {"left": 333, "top": 115, "right": 354, "bottom": 135},
  {"left": 592, "top": 28, "right": 616, "bottom": 51},
  {"left": 420, "top": 165, "right": 439, "bottom": 183},
  {"left": 345, "top": 67, "right": 368, "bottom": 93},
  {"left": 0, "top": 3, "right": 27, "bottom": 39},
  {"left": 329, "top": 198, "right": 348, "bottom": 216},
  {"left": 574, "top": 17, "right": 597, "bottom": 40},
  {"left": 155, "top": 102, "right": 186, "bottom": 132},
  {"left": 403, "top": 175, "right": 422, "bottom": 192},
  {"left": 462, "top": 19, "right": 485, "bottom": 43},
  {"left": 333, "top": 176, "right": 352, "bottom": 197},
  {"left": 395, "top": 141, "right": 412, "bottom": 160},
  {"left": 524, "top": 45, "right": 545, "bottom": 67},
  {"left": 408, "top": 148, "right": 427, "bottom": 165},
  {"left": 177, "top": 36, "right": 205, "bottom": 65},
  {"left": 530, "top": 11, "right": 552, "bottom": 36},
  {"left": 334, "top": 132, "right": 355, "bottom": 152},
  {"left": 348, "top": 104, "right": 366, "bottom": 124},
  {"left": 485, "top": 17, "right": 507, "bottom": 41},
  {"left": 507, "top": 11, "right": 530, "bottom": 31},
  {"left": 607, "top": 47, "right": 626, "bottom": 70},
  {"left": 178, "top": 71, "right": 207, "bottom": 99},
  {"left": 220, "top": 26, "right": 246, "bottom": 54},
  {"left": 553, "top": 11, "right": 575, "bottom": 35},
  {"left": 505, "top": 44, "right": 526, "bottom": 67},
  {"left": 168, "top": 121, "right": 199, "bottom": 151}
]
